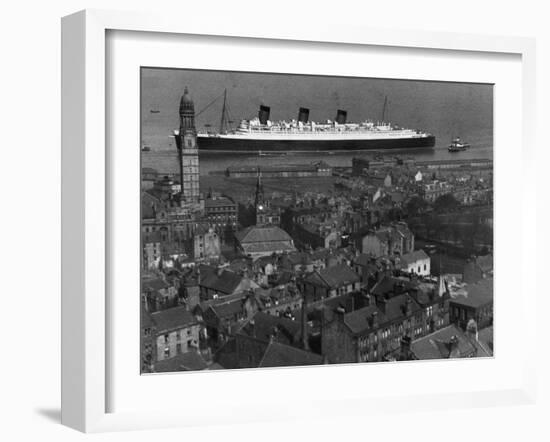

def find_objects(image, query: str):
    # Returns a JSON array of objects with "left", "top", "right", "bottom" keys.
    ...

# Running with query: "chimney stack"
[
  {"left": 297, "top": 107, "right": 310, "bottom": 124},
  {"left": 335, "top": 109, "right": 347, "bottom": 124},
  {"left": 377, "top": 297, "right": 387, "bottom": 314},
  {"left": 258, "top": 105, "right": 270, "bottom": 125},
  {"left": 405, "top": 297, "right": 413, "bottom": 316},
  {"left": 371, "top": 310, "right": 379, "bottom": 328},
  {"left": 466, "top": 319, "right": 479, "bottom": 342},
  {"left": 399, "top": 336, "right": 411, "bottom": 360},
  {"left": 448, "top": 335, "right": 460, "bottom": 358}
]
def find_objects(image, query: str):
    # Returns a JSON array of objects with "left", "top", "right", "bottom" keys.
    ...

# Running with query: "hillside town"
[{"left": 140, "top": 88, "right": 494, "bottom": 373}]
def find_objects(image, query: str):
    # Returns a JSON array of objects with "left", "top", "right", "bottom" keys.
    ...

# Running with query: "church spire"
[
  {"left": 255, "top": 167, "right": 264, "bottom": 208},
  {"left": 254, "top": 167, "right": 266, "bottom": 226}
]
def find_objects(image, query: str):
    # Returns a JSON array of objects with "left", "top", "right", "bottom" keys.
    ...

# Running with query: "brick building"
[
  {"left": 361, "top": 222, "right": 414, "bottom": 257},
  {"left": 321, "top": 276, "right": 450, "bottom": 363},
  {"left": 204, "top": 196, "right": 238, "bottom": 241},
  {"left": 149, "top": 306, "right": 201, "bottom": 363},
  {"left": 450, "top": 278, "right": 493, "bottom": 330},
  {"left": 300, "top": 264, "right": 361, "bottom": 305},
  {"left": 235, "top": 225, "right": 296, "bottom": 260}
]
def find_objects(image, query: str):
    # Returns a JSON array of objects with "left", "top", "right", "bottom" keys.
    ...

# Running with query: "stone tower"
[{"left": 176, "top": 87, "right": 200, "bottom": 205}]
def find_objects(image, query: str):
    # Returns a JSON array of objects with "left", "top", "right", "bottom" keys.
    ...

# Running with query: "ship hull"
[{"left": 196, "top": 135, "right": 435, "bottom": 152}]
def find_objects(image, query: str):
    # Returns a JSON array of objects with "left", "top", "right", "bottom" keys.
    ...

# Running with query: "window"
[
  {"left": 144, "top": 327, "right": 151, "bottom": 337},
  {"left": 176, "top": 343, "right": 181, "bottom": 354},
  {"left": 164, "top": 334, "right": 169, "bottom": 343},
  {"left": 164, "top": 347, "right": 170, "bottom": 358}
]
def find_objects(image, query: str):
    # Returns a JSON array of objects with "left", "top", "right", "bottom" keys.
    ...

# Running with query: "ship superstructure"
[{"left": 176, "top": 90, "right": 435, "bottom": 152}]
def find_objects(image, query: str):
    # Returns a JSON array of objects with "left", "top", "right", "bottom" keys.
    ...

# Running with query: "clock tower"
[{"left": 176, "top": 87, "right": 200, "bottom": 206}]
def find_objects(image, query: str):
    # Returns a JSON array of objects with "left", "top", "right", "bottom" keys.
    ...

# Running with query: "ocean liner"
[{"left": 177, "top": 90, "right": 435, "bottom": 153}]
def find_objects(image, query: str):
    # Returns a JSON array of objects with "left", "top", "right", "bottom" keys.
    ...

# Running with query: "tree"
[
  {"left": 405, "top": 196, "right": 428, "bottom": 217},
  {"left": 433, "top": 193, "right": 460, "bottom": 213}
]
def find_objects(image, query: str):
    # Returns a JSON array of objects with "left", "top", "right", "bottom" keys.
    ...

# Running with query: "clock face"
[{"left": 184, "top": 136, "right": 196, "bottom": 148}]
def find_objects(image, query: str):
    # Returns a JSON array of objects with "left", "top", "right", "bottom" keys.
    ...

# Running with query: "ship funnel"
[
  {"left": 298, "top": 107, "right": 310, "bottom": 124},
  {"left": 335, "top": 109, "right": 347, "bottom": 124},
  {"left": 258, "top": 105, "right": 270, "bottom": 125}
]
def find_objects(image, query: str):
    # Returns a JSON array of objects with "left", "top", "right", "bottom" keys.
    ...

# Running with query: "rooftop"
[
  {"left": 381, "top": 293, "right": 422, "bottom": 322},
  {"left": 476, "top": 326, "right": 494, "bottom": 356},
  {"left": 205, "top": 197, "right": 237, "bottom": 208},
  {"left": 343, "top": 305, "right": 386, "bottom": 334},
  {"left": 371, "top": 275, "right": 413, "bottom": 298},
  {"left": 151, "top": 306, "right": 198, "bottom": 333},
  {"left": 238, "top": 312, "right": 303, "bottom": 344},
  {"left": 304, "top": 264, "right": 360, "bottom": 289},
  {"left": 153, "top": 351, "right": 208, "bottom": 372},
  {"left": 258, "top": 342, "right": 323, "bottom": 368},
  {"left": 199, "top": 270, "right": 244, "bottom": 295},
  {"left": 411, "top": 325, "right": 476, "bottom": 359},
  {"left": 240, "top": 241, "right": 296, "bottom": 255},
  {"left": 141, "top": 278, "right": 169, "bottom": 293},
  {"left": 400, "top": 249, "right": 430, "bottom": 265},
  {"left": 450, "top": 278, "right": 493, "bottom": 308},
  {"left": 209, "top": 298, "right": 246, "bottom": 319},
  {"left": 235, "top": 226, "right": 293, "bottom": 244}
]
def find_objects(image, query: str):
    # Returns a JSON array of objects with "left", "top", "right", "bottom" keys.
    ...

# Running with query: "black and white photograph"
[{"left": 140, "top": 68, "right": 494, "bottom": 373}]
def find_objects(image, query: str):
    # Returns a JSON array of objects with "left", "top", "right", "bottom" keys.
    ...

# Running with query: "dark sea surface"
[{"left": 141, "top": 68, "right": 493, "bottom": 175}]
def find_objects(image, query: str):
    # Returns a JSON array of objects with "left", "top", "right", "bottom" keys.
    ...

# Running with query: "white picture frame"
[{"left": 61, "top": 9, "right": 537, "bottom": 433}]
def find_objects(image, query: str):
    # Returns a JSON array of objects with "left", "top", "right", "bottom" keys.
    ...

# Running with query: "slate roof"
[
  {"left": 151, "top": 306, "right": 198, "bottom": 333},
  {"left": 310, "top": 248, "right": 332, "bottom": 262},
  {"left": 141, "top": 309, "right": 154, "bottom": 329},
  {"left": 371, "top": 275, "right": 414, "bottom": 298},
  {"left": 343, "top": 305, "right": 386, "bottom": 334},
  {"left": 241, "top": 241, "right": 296, "bottom": 254},
  {"left": 235, "top": 226, "right": 293, "bottom": 244},
  {"left": 197, "top": 264, "right": 217, "bottom": 278},
  {"left": 141, "top": 278, "right": 169, "bottom": 292},
  {"left": 475, "top": 326, "right": 494, "bottom": 357},
  {"left": 199, "top": 270, "right": 244, "bottom": 295},
  {"left": 304, "top": 264, "right": 360, "bottom": 289},
  {"left": 450, "top": 278, "right": 493, "bottom": 308},
  {"left": 210, "top": 298, "right": 245, "bottom": 319},
  {"left": 354, "top": 253, "right": 374, "bottom": 267},
  {"left": 273, "top": 270, "right": 294, "bottom": 286},
  {"left": 381, "top": 293, "right": 422, "bottom": 322},
  {"left": 205, "top": 197, "right": 236, "bottom": 208},
  {"left": 153, "top": 351, "right": 208, "bottom": 372},
  {"left": 411, "top": 325, "right": 476, "bottom": 359},
  {"left": 238, "top": 312, "right": 303, "bottom": 344},
  {"left": 400, "top": 249, "right": 430, "bottom": 266},
  {"left": 258, "top": 342, "right": 323, "bottom": 368},
  {"left": 213, "top": 338, "right": 239, "bottom": 370}
]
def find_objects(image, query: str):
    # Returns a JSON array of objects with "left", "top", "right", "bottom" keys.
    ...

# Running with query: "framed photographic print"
[{"left": 61, "top": 9, "right": 537, "bottom": 433}]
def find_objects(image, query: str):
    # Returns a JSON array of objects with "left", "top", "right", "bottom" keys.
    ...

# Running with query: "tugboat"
[{"left": 448, "top": 137, "right": 470, "bottom": 152}]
